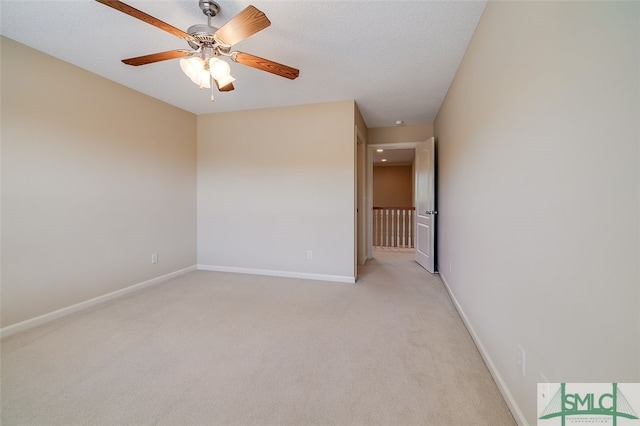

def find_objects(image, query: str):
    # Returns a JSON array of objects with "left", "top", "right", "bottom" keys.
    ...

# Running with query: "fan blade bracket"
[{"left": 213, "top": 33, "right": 231, "bottom": 50}]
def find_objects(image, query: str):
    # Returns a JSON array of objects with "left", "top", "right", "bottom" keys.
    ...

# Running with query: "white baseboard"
[
  {"left": 197, "top": 264, "right": 356, "bottom": 284},
  {"left": 0, "top": 265, "right": 197, "bottom": 339},
  {"left": 438, "top": 272, "right": 528, "bottom": 426}
]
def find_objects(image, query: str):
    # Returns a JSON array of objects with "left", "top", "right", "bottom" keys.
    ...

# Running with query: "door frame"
[
  {"left": 355, "top": 125, "right": 367, "bottom": 277},
  {"left": 366, "top": 141, "right": 423, "bottom": 260},
  {"left": 414, "top": 137, "right": 436, "bottom": 273}
]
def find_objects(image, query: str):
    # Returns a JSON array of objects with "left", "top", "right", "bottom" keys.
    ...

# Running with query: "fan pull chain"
[{"left": 210, "top": 76, "right": 215, "bottom": 102}]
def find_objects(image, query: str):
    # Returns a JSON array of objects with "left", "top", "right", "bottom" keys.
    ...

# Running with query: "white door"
[{"left": 415, "top": 137, "right": 436, "bottom": 273}]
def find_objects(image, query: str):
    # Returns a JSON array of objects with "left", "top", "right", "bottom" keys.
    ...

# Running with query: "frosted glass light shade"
[
  {"left": 180, "top": 57, "right": 200, "bottom": 80},
  {"left": 180, "top": 57, "right": 211, "bottom": 88},
  {"left": 209, "top": 58, "right": 231, "bottom": 80}
]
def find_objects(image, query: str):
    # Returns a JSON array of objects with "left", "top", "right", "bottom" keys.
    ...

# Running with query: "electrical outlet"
[
  {"left": 517, "top": 345, "right": 526, "bottom": 376},
  {"left": 307, "top": 250, "right": 313, "bottom": 260},
  {"left": 151, "top": 253, "right": 158, "bottom": 264}
]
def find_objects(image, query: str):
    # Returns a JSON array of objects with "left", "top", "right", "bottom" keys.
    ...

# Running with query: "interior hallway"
[{"left": 1, "top": 249, "right": 515, "bottom": 425}]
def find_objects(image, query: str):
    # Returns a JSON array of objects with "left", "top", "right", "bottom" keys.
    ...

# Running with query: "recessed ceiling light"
[
  {"left": 395, "top": 120, "right": 404, "bottom": 126},
  {"left": 381, "top": 159, "right": 387, "bottom": 162},
  {"left": 376, "top": 149, "right": 384, "bottom": 152}
]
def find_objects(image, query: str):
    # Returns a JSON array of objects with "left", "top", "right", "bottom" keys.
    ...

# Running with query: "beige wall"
[
  {"left": 434, "top": 2, "right": 639, "bottom": 424},
  {"left": 373, "top": 166, "right": 413, "bottom": 207},
  {"left": 1, "top": 37, "right": 197, "bottom": 327},
  {"left": 197, "top": 101, "right": 356, "bottom": 281},
  {"left": 368, "top": 124, "right": 433, "bottom": 145}
]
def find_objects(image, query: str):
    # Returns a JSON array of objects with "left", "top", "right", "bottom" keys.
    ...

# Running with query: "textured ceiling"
[{"left": 0, "top": 0, "right": 486, "bottom": 128}]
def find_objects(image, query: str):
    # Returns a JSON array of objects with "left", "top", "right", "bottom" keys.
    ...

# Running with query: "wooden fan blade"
[
  {"left": 214, "top": 6, "right": 271, "bottom": 47},
  {"left": 214, "top": 80, "right": 235, "bottom": 92},
  {"left": 122, "top": 50, "right": 192, "bottom": 66},
  {"left": 232, "top": 52, "right": 299, "bottom": 80},
  {"left": 96, "top": 0, "right": 193, "bottom": 42}
]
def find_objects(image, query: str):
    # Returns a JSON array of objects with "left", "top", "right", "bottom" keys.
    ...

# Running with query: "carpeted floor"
[{"left": 1, "top": 248, "right": 515, "bottom": 425}]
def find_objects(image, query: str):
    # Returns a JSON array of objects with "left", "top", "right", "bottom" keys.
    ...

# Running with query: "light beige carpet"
[{"left": 1, "top": 249, "right": 515, "bottom": 425}]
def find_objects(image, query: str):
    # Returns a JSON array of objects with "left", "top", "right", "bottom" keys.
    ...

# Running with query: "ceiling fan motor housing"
[{"left": 187, "top": 24, "right": 221, "bottom": 50}]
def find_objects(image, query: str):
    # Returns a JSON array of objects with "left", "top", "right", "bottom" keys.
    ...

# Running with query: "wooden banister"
[{"left": 373, "top": 206, "right": 415, "bottom": 248}]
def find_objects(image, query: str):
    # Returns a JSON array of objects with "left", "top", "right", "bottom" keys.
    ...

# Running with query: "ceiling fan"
[{"left": 96, "top": 0, "right": 300, "bottom": 100}]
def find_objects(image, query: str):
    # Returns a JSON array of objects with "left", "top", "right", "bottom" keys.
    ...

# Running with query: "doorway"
[{"left": 366, "top": 141, "right": 421, "bottom": 260}]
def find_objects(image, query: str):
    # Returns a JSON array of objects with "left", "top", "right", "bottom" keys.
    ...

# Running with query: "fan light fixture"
[{"left": 179, "top": 57, "right": 235, "bottom": 100}]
